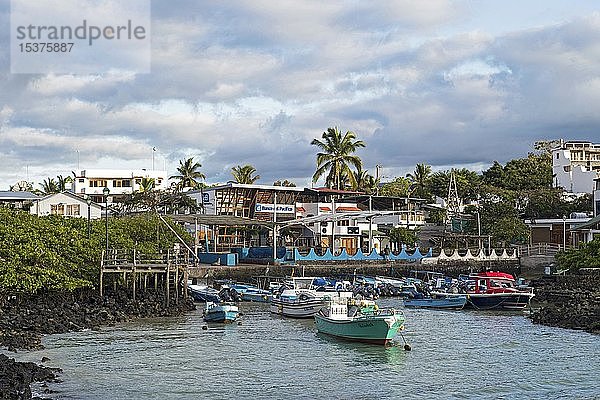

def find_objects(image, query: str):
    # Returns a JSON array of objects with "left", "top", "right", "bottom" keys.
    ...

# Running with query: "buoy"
[
  {"left": 202, "top": 325, "right": 208, "bottom": 330},
  {"left": 237, "top": 321, "right": 242, "bottom": 325},
  {"left": 404, "top": 344, "right": 412, "bottom": 351}
]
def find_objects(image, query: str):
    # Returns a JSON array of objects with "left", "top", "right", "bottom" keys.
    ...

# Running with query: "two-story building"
[
  {"left": 72, "top": 169, "right": 168, "bottom": 204},
  {"left": 30, "top": 191, "right": 102, "bottom": 219}
]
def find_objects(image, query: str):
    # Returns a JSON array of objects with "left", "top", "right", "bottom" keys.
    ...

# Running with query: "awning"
[
  {"left": 296, "top": 207, "right": 306, "bottom": 212},
  {"left": 170, "top": 214, "right": 273, "bottom": 227},
  {"left": 319, "top": 207, "right": 331, "bottom": 212},
  {"left": 336, "top": 206, "right": 361, "bottom": 212},
  {"left": 571, "top": 214, "right": 600, "bottom": 230}
]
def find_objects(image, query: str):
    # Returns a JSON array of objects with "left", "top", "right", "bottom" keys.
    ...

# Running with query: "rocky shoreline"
[
  {"left": 0, "top": 289, "right": 195, "bottom": 399},
  {"left": 530, "top": 272, "right": 600, "bottom": 333}
]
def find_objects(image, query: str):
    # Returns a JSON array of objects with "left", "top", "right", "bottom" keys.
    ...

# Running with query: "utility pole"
[
  {"left": 273, "top": 192, "right": 278, "bottom": 262},
  {"left": 368, "top": 195, "right": 373, "bottom": 253},
  {"left": 375, "top": 164, "right": 382, "bottom": 196}
]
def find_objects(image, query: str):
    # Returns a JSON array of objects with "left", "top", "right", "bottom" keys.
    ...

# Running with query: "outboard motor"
[{"left": 229, "top": 288, "right": 241, "bottom": 302}]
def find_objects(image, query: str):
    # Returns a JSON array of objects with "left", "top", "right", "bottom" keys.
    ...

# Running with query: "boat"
[
  {"left": 222, "top": 282, "right": 273, "bottom": 303},
  {"left": 203, "top": 301, "right": 239, "bottom": 323},
  {"left": 188, "top": 284, "right": 221, "bottom": 303},
  {"left": 443, "top": 271, "right": 535, "bottom": 311},
  {"left": 314, "top": 298, "right": 405, "bottom": 345},
  {"left": 403, "top": 295, "right": 467, "bottom": 310},
  {"left": 270, "top": 277, "right": 352, "bottom": 318},
  {"left": 240, "top": 287, "right": 272, "bottom": 303}
]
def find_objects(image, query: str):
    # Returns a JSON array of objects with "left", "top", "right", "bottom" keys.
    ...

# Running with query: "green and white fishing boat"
[{"left": 314, "top": 298, "right": 405, "bottom": 345}]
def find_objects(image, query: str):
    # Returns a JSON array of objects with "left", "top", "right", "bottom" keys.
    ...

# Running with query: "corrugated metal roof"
[{"left": 0, "top": 191, "right": 39, "bottom": 201}]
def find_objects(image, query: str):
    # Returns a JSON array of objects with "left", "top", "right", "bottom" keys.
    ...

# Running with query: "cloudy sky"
[{"left": 1, "top": 0, "right": 600, "bottom": 190}]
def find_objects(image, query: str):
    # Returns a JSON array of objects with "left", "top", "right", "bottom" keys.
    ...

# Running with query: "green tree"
[
  {"left": 273, "top": 180, "right": 296, "bottom": 187},
  {"left": 379, "top": 177, "right": 411, "bottom": 197},
  {"left": 231, "top": 164, "right": 260, "bottom": 184},
  {"left": 556, "top": 238, "right": 600, "bottom": 272},
  {"left": 406, "top": 163, "right": 432, "bottom": 200},
  {"left": 311, "top": 127, "right": 365, "bottom": 190},
  {"left": 352, "top": 165, "right": 378, "bottom": 194},
  {"left": 389, "top": 227, "right": 419, "bottom": 251},
  {"left": 170, "top": 158, "right": 206, "bottom": 190}
]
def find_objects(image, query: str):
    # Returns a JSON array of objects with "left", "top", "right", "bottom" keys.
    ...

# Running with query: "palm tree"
[
  {"left": 170, "top": 158, "right": 206, "bottom": 190},
  {"left": 231, "top": 165, "right": 260, "bottom": 184},
  {"left": 311, "top": 127, "right": 365, "bottom": 190},
  {"left": 39, "top": 177, "right": 59, "bottom": 194},
  {"left": 406, "top": 163, "right": 432, "bottom": 199},
  {"left": 56, "top": 175, "right": 73, "bottom": 191},
  {"left": 138, "top": 177, "right": 156, "bottom": 193},
  {"left": 352, "top": 165, "right": 378, "bottom": 194}
]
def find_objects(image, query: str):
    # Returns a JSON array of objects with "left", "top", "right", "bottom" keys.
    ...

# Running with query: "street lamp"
[
  {"left": 86, "top": 195, "right": 92, "bottom": 239},
  {"left": 562, "top": 216, "right": 567, "bottom": 250},
  {"left": 103, "top": 187, "right": 110, "bottom": 254}
]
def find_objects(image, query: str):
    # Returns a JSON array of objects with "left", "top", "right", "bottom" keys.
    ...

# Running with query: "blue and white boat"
[
  {"left": 403, "top": 295, "right": 467, "bottom": 310},
  {"left": 189, "top": 284, "right": 221, "bottom": 303},
  {"left": 203, "top": 302, "right": 239, "bottom": 323},
  {"left": 241, "top": 287, "right": 273, "bottom": 303}
]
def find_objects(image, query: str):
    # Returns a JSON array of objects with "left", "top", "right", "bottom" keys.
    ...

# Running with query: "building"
[
  {"left": 0, "top": 191, "right": 39, "bottom": 210},
  {"left": 188, "top": 183, "right": 422, "bottom": 253},
  {"left": 72, "top": 169, "right": 168, "bottom": 204},
  {"left": 552, "top": 140, "right": 600, "bottom": 193},
  {"left": 30, "top": 191, "right": 102, "bottom": 219},
  {"left": 523, "top": 215, "right": 590, "bottom": 247}
]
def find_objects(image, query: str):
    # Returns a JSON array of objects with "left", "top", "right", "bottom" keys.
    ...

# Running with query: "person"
[{"left": 383, "top": 245, "right": 390, "bottom": 260}]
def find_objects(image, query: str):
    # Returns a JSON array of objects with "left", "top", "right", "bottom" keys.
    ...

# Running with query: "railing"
[
  {"left": 101, "top": 248, "right": 196, "bottom": 266},
  {"left": 515, "top": 243, "right": 574, "bottom": 257}
]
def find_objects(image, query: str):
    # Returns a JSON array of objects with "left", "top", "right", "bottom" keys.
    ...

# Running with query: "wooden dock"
[{"left": 100, "top": 249, "right": 193, "bottom": 304}]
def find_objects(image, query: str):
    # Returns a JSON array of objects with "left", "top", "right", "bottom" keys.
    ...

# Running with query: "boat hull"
[
  {"left": 403, "top": 296, "right": 466, "bottom": 310},
  {"left": 242, "top": 292, "right": 272, "bottom": 303},
  {"left": 466, "top": 292, "right": 534, "bottom": 310},
  {"left": 203, "top": 304, "right": 239, "bottom": 323},
  {"left": 189, "top": 285, "right": 221, "bottom": 303},
  {"left": 314, "top": 313, "right": 405, "bottom": 345},
  {"left": 270, "top": 298, "right": 326, "bottom": 318}
]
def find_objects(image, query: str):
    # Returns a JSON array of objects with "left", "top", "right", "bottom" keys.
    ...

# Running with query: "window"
[
  {"left": 337, "top": 220, "right": 349, "bottom": 226},
  {"left": 79, "top": 178, "right": 84, "bottom": 183},
  {"left": 50, "top": 204, "right": 65, "bottom": 215},
  {"left": 112, "top": 180, "right": 131, "bottom": 188},
  {"left": 556, "top": 153, "right": 559, "bottom": 159},
  {"left": 89, "top": 179, "right": 107, "bottom": 187},
  {"left": 66, "top": 204, "right": 80, "bottom": 216}
]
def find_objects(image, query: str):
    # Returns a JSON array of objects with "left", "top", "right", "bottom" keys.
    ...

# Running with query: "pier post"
[
  {"left": 166, "top": 250, "right": 171, "bottom": 306},
  {"left": 100, "top": 250, "right": 104, "bottom": 297}
]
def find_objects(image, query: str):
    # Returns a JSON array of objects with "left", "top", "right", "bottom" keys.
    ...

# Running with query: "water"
[{"left": 11, "top": 299, "right": 600, "bottom": 399}]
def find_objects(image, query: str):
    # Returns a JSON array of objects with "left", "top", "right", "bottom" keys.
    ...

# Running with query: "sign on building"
[{"left": 255, "top": 203, "right": 295, "bottom": 214}]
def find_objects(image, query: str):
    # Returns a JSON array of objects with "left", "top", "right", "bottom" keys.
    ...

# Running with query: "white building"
[
  {"left": 72, "top": 169, "right": 168, "bottom": 203},
  {"left": 552, "top": 140, "right": 600, "bottom": 193},
  {"left": 30, "top": 191, "right": 102, "bottom": 219}
]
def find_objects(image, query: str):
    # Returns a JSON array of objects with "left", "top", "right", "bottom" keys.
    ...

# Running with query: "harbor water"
[{"left": 14, "top": 299, "right": 600, "bottom": 399}]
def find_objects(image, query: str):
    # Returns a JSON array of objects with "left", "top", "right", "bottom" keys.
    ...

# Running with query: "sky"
[{"left": 1, "top": 0, "right": 600, "bottom": 190}]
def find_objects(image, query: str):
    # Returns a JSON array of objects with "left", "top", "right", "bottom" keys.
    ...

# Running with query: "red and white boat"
[{"left": 463, "top": 271, "right": 535, "bottom": 311}]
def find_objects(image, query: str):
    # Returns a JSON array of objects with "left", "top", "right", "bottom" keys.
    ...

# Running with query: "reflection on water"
[{"left": 8, "top": 300, "right": 600, "bottom": 400}]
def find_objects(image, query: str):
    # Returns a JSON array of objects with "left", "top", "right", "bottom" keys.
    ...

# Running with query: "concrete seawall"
[{"left": 188, "top": 260, "right": 522, "bottom": 284}]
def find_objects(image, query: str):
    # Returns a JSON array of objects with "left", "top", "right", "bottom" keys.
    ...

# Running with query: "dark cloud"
[{"left": 1, "top": 2, "right": 600, "bottom": 189}]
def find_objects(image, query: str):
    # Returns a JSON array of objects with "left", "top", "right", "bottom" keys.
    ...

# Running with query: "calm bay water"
[{"left": 14, "top": 299, "right": 600, "bottom": 400}]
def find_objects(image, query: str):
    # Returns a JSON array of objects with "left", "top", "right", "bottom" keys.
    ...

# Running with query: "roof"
[
  {"left": 571, "top": 214, "right": 600, "bottom": 230},
  {"left": 170, "top": 214, "right": 273, "bottom": 227},
  {"left": 308, "top": 187, "right": 363, "bottom": 195},
  {"left": 37, "top": 191, "right": 102, "bottom": 208},
  {"left": 0, "top": 191, "right": 39, "bottom": 201},
  {"left": 191, "top": 183, "right": 305, "bottom": 193}
]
